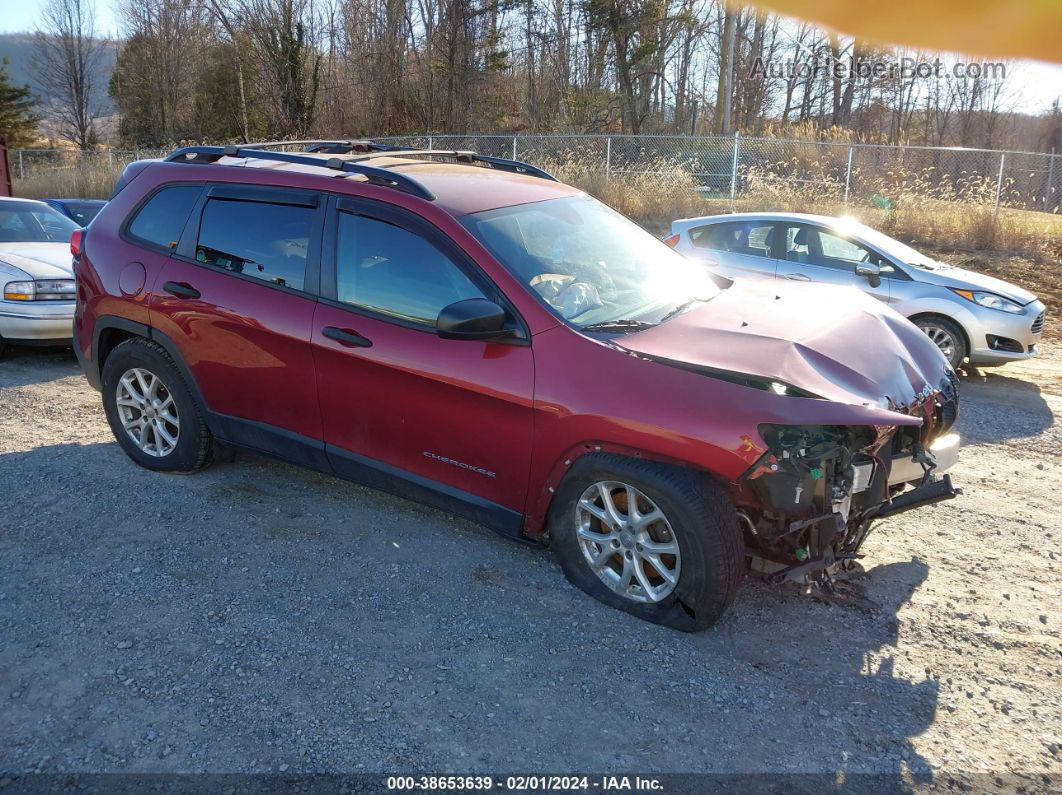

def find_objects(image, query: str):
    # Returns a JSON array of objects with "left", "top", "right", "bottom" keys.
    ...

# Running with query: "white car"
[
  {"left": 0, "top": 197, "right": 81, "bottom": 357},
  {"left": 667, "top": 212, "right": 1046, "bottom": 369}
]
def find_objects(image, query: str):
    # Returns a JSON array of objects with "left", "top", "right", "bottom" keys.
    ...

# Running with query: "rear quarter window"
[
  {"left": 126, "top": 185, "right": 202, "bottom": 251},
  {"left": 689, "top": 224, "right": 731, "bottom": 249}
]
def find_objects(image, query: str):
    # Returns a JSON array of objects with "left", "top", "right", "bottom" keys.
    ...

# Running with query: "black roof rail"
[
  {"left": 162, "top": 140, "right": 558, "bottom": 197},
  {"left": 215, "top": 139, "right": 381, "bottom": 154},
  {"left": 345, "top": 147, "right": 559, "bottom": 182},
  {"left": 466, "top": 153, "right": 558, "bottom": 182},
  {"left": 163, "top": 145, "right": 435, "bottom": 201},
  {"left": 225, "top": 139, "right": 364, "bottom": 151},
  {"left": 255, "top": 139, "right": 559, "bottom": 182}
]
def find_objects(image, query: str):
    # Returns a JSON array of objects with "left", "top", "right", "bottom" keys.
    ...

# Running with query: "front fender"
[
  {"left": 893, "top": 295, "right": 976, "bottom": 344},
  {"left": 522, "top": 326, "right": 922, "bottom": 538}
]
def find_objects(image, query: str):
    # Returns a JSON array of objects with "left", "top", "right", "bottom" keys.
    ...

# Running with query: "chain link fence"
[
  {"left": 10, "top": 135, "right": 1061, "bottom": 215},
  {"left": 380, "top": 134, "right": 1061, "bottom": 214}
]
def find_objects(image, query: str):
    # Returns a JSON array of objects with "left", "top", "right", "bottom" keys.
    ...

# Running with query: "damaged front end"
[
  {"left": 735, "top": 380, "right": 961, "bottom": 586},
  {"left": 607, "top": 277, "right": 966, "bottom": 586}
]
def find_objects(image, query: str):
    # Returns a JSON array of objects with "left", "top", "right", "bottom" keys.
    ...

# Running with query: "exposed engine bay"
[{"left": 735, "top": 377, "right": 961, "bottom": 587}]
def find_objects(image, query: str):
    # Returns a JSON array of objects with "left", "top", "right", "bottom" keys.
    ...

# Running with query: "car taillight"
[
  {"left": 70, "top": 228, "right": 84, "bottom": 257},
  {"left": 662, "top": 234, "right": 680, "bottom": 248}
]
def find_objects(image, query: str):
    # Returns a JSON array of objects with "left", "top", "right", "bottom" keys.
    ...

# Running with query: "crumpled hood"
[
  {"left": 0, "top": 243, "right": 74, "bottom": 280},
  {"left": 614, "top": 280, "right": 951, "bottom": 412},
  {"left": 912, "top": 264, "right": 1037, "bottom": 305}
]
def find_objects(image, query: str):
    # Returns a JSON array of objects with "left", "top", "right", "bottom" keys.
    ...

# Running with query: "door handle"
[
  {"left": 162, "top": 281, "right": 201, "bottom": 299},
  {"left": 323, "top": 326, "right": 373, "bottom": 348},
  {"left": 783, "top": 272, "right": 811, "bottom": 282}
]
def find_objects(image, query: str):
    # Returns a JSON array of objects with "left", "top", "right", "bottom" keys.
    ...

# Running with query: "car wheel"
[
  {"left": 914, "top": 316, "right": 967, "bottom": 369},
  {"left": 550, "top": 453, "right": 744, "bottom": 631},
  {"left": 101, "top": 337, "right": 213, "bottom": 473}
]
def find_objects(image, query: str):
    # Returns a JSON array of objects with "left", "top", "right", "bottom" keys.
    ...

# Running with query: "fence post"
[
  {"left": 427, "top": 135, "right": 433, "bottom": 150},
  {"left": 844, "top": 146, "right": 854, "bottom": 206},
  {"left": 18, "top": 150, "right": 24, "bottom": 180},
  {"left": 729, "top": 131, "right": 740, "bottom": 205},
  {"left": 994, "top": 152, "right": 1005, "bottom": 216},
  {"left": 605, "top": 136, "right": 612, "bottom": 182},
  {"left": 1046, "top": 149, "right": 1056, "bottom": 212},
  {"left": 512, "top": 136, "right": 517, "bottom": 160}
]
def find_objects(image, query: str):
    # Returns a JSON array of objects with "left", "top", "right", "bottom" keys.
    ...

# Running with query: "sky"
[
  {"left": 2, "top": 0, "right": 121, "bottom": 39},
  {"left": 2, "top": 0, "right": 1061, "bottom": 115}
]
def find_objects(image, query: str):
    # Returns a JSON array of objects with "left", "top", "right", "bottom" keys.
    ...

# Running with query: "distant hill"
[{"left": 0, "top": 32, "right": 118, "bottom": 118}]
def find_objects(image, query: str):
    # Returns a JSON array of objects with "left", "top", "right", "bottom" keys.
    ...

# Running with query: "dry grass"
[
  {"left": 14, "top": 155, "right": 126, "bottom": 203},
  {"left": 548, "top": 156, "right": 710, "bottom": 231}
]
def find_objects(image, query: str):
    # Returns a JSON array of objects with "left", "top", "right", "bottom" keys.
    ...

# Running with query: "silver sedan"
[
  {"left": 0, "top": 197, "right": 81, "bottom": 358},
  {"left": 667, "top": 212, "right": 1045, "bottom": 369}
]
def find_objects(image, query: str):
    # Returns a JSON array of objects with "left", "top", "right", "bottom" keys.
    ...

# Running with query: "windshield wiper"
[
  {"left": 580, "top": 319, "right": 658, "bottom": 333},
  {"left": 655, "top": 298, "right": 703, "bottom": 325}
]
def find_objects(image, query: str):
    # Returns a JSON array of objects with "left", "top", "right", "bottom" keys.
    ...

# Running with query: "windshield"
[
  {"left": 62, "top": 202, "right": 104, "bottom": 225},
  {"left": 462, "top": 196, "right": 721, "bottom": 329},
  {"left": 0, "top": 202, "right": 79, "bottom": 243},
  {"left": 831, "top": 218, "right": 946, "bottom": 270}
]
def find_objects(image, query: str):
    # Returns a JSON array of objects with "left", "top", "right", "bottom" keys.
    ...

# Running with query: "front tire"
[
  {"left": 550, "top": 454, "right": 744, "bottom": 631},
  {"left": 913, "top": 316, "right": 967, "bottom": 370},
  {"left": 101, "top": 337, "right": 212, "bottom": 473}
]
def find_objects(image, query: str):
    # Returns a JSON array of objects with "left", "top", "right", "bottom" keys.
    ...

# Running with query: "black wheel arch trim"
[{"left": 90, "top": 315, "right": 225, "bottom": 438}]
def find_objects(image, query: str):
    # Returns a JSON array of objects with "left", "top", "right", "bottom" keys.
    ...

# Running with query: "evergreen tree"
[{"left": 0, "top": 57, "right": 41, "bottom": 147}]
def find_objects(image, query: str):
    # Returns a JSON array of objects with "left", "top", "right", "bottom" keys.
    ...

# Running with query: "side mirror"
[
  {"left": 855, "top": 262, "right": 881, "bottom": 288},
  {"left": 437, "top": 298, "right": 513, "bottom": 341}
]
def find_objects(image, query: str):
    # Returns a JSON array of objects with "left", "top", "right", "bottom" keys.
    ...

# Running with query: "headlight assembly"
[
  {"left": 3, "top": 281, "right": 34, "bottom": 300},
  {"left": 3, "top": 279, "right": 76, "bottom": 301},
  {"left": 950, "top": 288, "right": 1024, "bottom": 314}
]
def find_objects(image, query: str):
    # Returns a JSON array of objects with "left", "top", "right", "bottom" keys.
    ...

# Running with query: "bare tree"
[
  {"left": 205, "top": 0, "right": 251, "bottom": 142},
  {"left": 712, "top": 2, "right": 735, "bottom": 134},
  {"left": 116, "top": 0, "right": 210, "bottom": 145},
  {"left": 33, "top": 0, "right": 103, "bottom": 150},
  {"left": 97, "top": 0, "right": 1037, "bottom": 149},
  {"left": 243, "top": 0, "right": 321, "bottom": 137}
]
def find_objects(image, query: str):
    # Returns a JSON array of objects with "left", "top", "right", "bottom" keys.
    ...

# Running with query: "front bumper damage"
[{"left": 735, "top": 389, "right": 961, "bottom": 587}]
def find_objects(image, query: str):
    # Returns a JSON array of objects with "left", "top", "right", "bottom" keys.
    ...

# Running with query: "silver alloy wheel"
[
  {"left": 916, "top": 321, "right": 957, "bottom": 363},
  {"left": 115, "top": 367, "right": 180, "bottom": 457},
  {"left": 576, "top": 481, "right": 680, "bottom": 603}
]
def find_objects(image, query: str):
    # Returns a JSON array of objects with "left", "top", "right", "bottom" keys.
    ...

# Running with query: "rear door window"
[
  {"left": 127, "top": 186, "right": 202, "bottom": 251},
  {"left": 690, "top": 221, "right": 777, "bottom": 258},
  {"left": 194, "top": 198, "right": 314, "bottom": 291}
]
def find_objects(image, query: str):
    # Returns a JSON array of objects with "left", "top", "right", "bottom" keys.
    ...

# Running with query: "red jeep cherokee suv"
[{"left": 74, "top": 142, "right": 959, "bottom": 630}]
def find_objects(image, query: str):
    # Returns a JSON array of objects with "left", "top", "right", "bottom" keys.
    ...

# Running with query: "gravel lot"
[{"left": 1, "top": 344, "right": 1060, "bottom": 786}]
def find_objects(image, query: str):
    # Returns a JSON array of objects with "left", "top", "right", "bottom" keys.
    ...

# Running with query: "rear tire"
[
  {"left": 101, "top": 337, "right": 213, "bottom": 473},
  {"left": 913, "top": 315, "right": 967, "bottom": 370},
  {"left": 549, "top": 454, "right": 744, "bottom": 631}
]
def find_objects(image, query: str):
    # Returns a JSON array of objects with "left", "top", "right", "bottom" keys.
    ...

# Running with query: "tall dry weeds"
[{"left": 14, "top": 155, "right": 127, "bottom": 204}]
